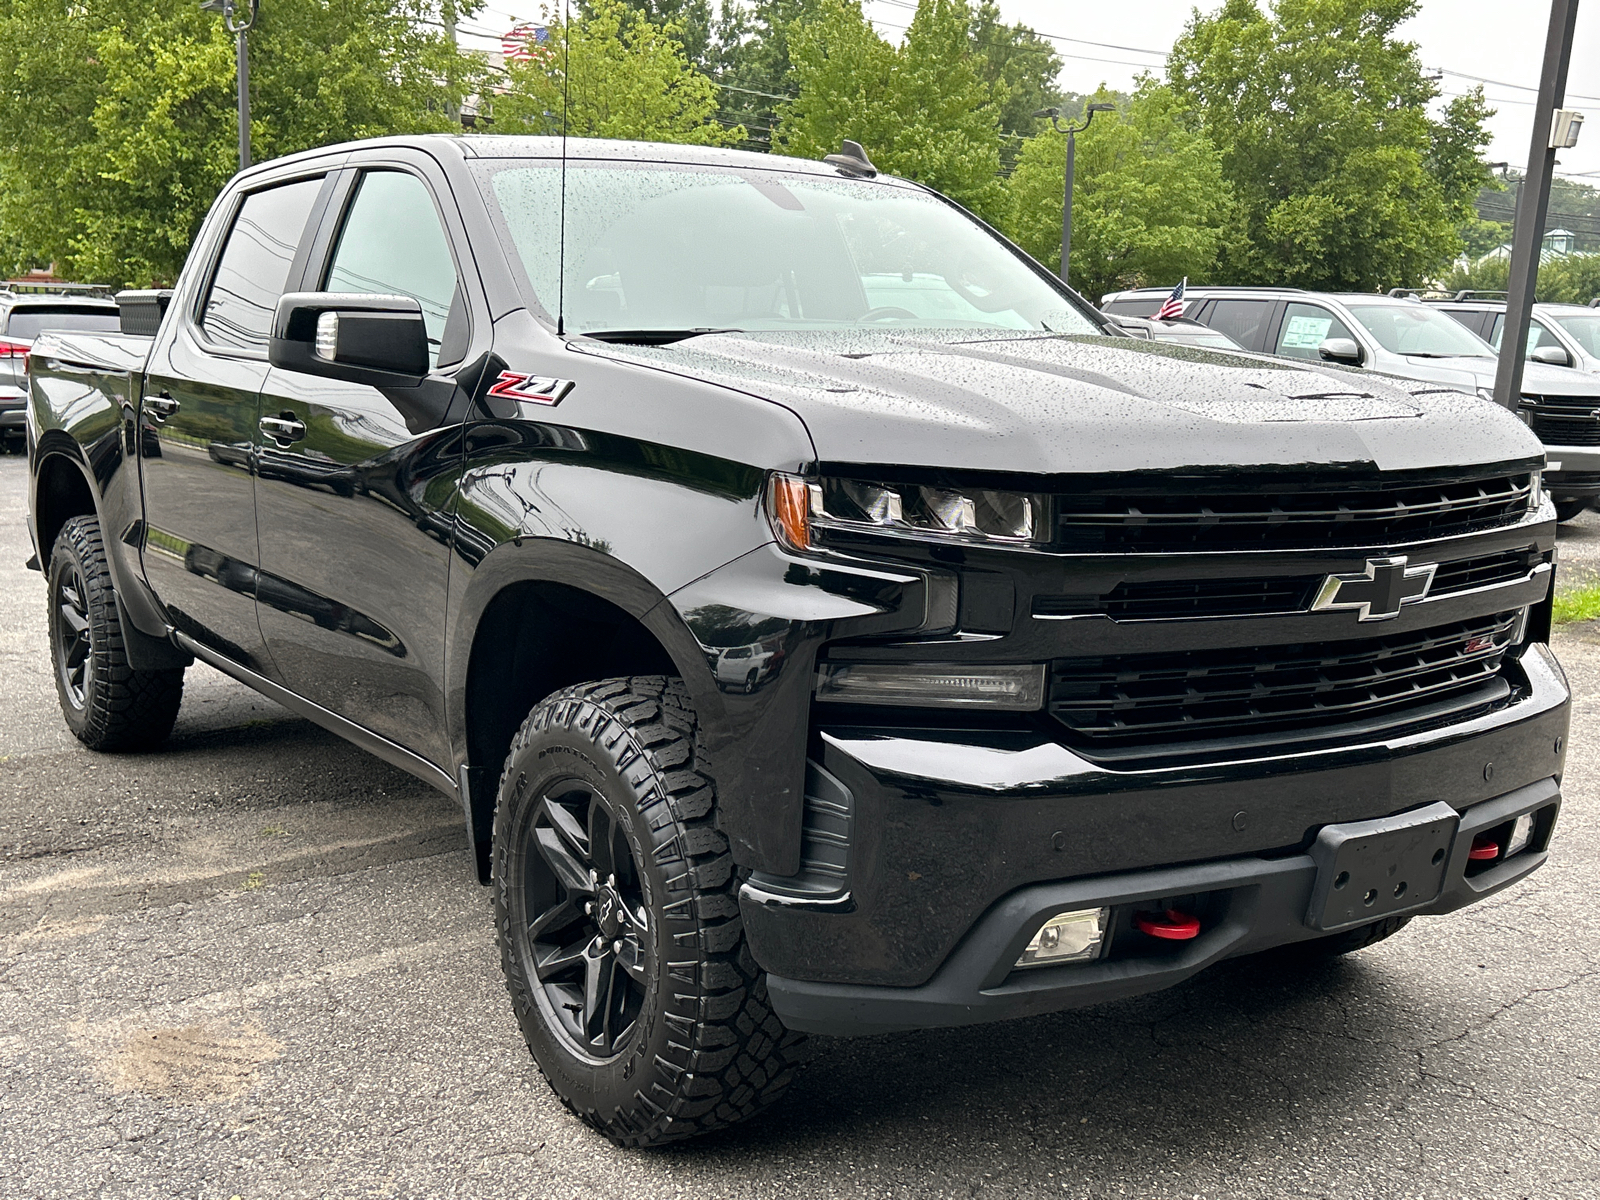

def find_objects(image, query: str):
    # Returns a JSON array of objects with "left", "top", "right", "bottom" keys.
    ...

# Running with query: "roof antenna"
[
  {"left": 824, "top": 140, "right": 877, "bottom": 178},
  {"left": 557, "top": 0, "right": 570, "bottom": 336}
]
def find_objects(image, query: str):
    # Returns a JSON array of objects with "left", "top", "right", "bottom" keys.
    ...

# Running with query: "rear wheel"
[
  {"left": 1554, "top": 499, "right": 1590, "bottom": 523},
  {"left": 493, "top": 675, "right": 805, "bottom": 1147},
  {"left": 47, "top": 515, "right": 185, "bottom": 751}
]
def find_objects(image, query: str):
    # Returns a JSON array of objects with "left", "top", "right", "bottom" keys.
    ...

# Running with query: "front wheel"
[
  {"left": 492, "top": 676, "right": 805, "bottom": 1147},
  {"left": 1554, "top": 498, "right": 1590, "bottom": 523},
  {"left": 47, "top": 515, "right": 185, "bottom": 751}
]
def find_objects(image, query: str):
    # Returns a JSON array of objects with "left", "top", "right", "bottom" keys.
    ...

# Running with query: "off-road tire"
[
  {"left": 1554, "top": 499, "right": 1590, "bottom": 523},
  {"left": 1291, "top": 914, "right": 1413, "bottom": 959},
  {"left": 493, "top": 675, "right": 806, "bottom": 1147},
  {"left": 47, "top": 515, "right": 184, "bottom": 751}
]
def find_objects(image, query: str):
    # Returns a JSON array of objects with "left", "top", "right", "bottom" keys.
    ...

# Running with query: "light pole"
[
  {"left": 1032, "top": 102, "right": 1114, "bottom": 288},
  {"left": 200, "top": 0, "right": 260, "bottom": 171}
]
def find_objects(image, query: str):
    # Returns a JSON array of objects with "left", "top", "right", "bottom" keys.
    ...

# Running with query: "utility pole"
[
  {"left": 1495, "top": 0, "right": 1583, "bottom": 409},
  {"left": 1032, "top": 103, "right": 1114, "bottom": 290},
  {"left": 201, "top": 0, "right": 260, "bottom": 171}
]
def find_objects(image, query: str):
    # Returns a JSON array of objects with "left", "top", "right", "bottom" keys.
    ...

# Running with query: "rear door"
[
  {"left": 252, "top": 157, "right": 481, "bottom": 765},
  {"left": 140, "top": 174, "right": 331, "bottom": 672}
]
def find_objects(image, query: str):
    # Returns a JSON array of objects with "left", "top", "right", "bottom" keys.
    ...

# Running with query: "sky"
[{"left": 458, "top": 0, "right": 1600, "bottom": 183}]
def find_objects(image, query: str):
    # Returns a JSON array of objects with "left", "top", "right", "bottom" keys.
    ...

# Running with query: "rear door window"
[
  {"left": 201, "top": 177, "right": 325, "bottom": 352},
  {"left": 1274, "top": 303, "right": 1356, "bottom": 360},
  {"left": 1204, "top": 299, "right": 1275, "bottom": 350}
]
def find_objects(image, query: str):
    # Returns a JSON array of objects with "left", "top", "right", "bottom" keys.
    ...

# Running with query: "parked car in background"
[
  {"left": 0, "top": 291, "right": 121, "bottom": 450},
  {"left": 1102, "top": 314, "right": 1248, "bottom": 350},
  {"left": 1424, "top": 292, "right": 1600, "bottom": 375},
  {"left": 1103, "top": 285, "right": 1600, "bottom": 521}
]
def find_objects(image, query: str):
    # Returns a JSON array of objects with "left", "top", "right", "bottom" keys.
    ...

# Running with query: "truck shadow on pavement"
[{"left": 673, "top": 950, "right": 1428, "bottom": 1167}]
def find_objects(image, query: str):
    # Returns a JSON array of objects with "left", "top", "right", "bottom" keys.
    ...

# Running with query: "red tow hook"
[
  {"left": 1134, "top": 909, "right": 1202, "bottom": 940},
  {"left": 1468, "top": 833, "right": 1501, "bottom": 862}
]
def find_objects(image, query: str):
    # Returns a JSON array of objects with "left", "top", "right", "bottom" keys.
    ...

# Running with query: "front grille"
[
  {"left": 1524, "top": 396, "right": 1600, "bottom": 446},
  {"left": 1030, "top": 548, "right": 1542, "bottom": 621},
  {"left": 1049, "top": 611, "right": 1518, "bottom": 750},
  {"left": 1054, "top": 473, "right": 1533, "bottom": 552}
]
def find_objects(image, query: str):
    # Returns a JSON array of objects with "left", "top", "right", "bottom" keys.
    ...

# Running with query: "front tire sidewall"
[
  {"left": 47, "top": 530, "right": 99, "bottom": 740},
  {"left": 495, "top": 712, "right": 667, "bottom": 1123}
]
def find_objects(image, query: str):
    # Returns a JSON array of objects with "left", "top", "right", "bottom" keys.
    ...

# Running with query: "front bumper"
[
  {"left": 1544, "top": 446, "right": 1600, "bottom": 495},
  {"left": 745, "top": 643, "right": 1569, "bottom": 1036}
]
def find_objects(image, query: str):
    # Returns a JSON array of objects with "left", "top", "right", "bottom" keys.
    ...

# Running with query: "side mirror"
[
  {"left": 270, "top": 293, "right": 429, "bottom": 387},
  {"left": 1318, "top": 337, "right": 1363, "bottom": 365},
  {"left": 1531, "top": 343, "right": 1572, "bottom": 367}
]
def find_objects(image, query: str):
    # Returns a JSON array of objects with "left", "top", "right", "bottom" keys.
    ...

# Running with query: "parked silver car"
[
  {"left": 0, "top": 292, "right": 121, "bottom": 449},
  {"left": 1102, "top": 285, "right": 1600, "bottom": 521},
  {"left": 1425, "top": 293, "right": 1600, "bottom": 374}
]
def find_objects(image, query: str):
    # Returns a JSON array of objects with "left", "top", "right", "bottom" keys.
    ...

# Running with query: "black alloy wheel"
[
  {"left": 46, "top": 515, "right": 185, "bottom": 751},
  {"left": 493, "top": 676, "right": 805, "bottom": 1147},
  {"left": 514, "top": 779, "right": 652, "bottom": 1060},
  {"left": 53, "top": 553, "right": 92, "bottom": 711}
]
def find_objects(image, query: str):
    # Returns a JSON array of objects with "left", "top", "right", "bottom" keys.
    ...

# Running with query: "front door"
[
  {"left": 140, "top": 175, "right": 328, "bottom": 673},
  {"left": 253, "top": 167, "right": 471, "bottom": 765}
]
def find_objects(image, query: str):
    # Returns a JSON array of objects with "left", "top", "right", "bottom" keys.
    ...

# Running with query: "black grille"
[
  {"left": 1054, "top": 474, "right": 1533, "bottom": 552},
  {"left": 1049, "top": 612, "right": 1518, "bottom": 749},
  {"left": 1524, "top": 396, "right": 1600, "bottom": 446},
  {"left": 1430, "top": 547, "right": 1542, "bottom": 595},
  {"left": 1031, "top": 548, "right": 1542, "bottom": 621}
]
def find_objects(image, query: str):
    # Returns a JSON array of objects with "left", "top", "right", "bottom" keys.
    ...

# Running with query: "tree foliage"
[
  {"left": 1004, "top": 86, "right": 1232, "bottom": 301},
  {"left": 779, "top": 0, "right": 1005, "bottom": 221},
  {"left": 0, "top": 0, "right": 477, "bottom": 286},
  {"left": 966, "top": 1, "right": 1061, "bottom": 167},
  {"left": 494, "top": 0, "right": 742, "bottom": 145},
  {"left": 1167, "top": 0, "right": 1494, "bottom": 291},
  {"left": 1443, "top": 252, "right": 1600, "bottom": 306}
]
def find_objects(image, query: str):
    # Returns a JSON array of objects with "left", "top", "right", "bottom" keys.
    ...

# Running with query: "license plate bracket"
[{"left": 1306, "top": 801, "right": 1459, "bottom": 933}]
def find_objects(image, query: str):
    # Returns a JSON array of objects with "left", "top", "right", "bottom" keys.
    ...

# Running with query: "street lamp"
[
  {"left": 1032, "top": 102, "right": 1115, "bottom": 288},
  {"left": 200, "top": 0, "right": 260, "bottom": 171}
]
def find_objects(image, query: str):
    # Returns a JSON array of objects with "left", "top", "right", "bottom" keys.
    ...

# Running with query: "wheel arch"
[
  {"left": 31, "top": 438, "right": 98, "bottom": 570},
  {"left": 449, "top": 538, "right": 727, "bottom": 882}
]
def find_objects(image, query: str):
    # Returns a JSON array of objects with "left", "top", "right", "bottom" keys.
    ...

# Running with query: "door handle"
[
  {"left": 259, "top": 414, "right": 307, "bottom": 444},
  {"left": 145, "top": 392, "right": 180, "bottom": 421}
]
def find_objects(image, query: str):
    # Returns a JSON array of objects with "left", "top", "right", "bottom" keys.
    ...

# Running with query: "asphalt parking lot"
[{"left": 2, "top": 451, "right": 1598, "bottom": 1200}]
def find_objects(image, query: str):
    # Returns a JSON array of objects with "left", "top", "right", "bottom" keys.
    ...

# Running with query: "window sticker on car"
[{"left": 1282, "top": 314, "right": 1334, "bottom": 349}]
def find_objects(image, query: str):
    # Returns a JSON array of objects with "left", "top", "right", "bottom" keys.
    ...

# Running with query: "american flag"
[
  {"left": 502, "top": 23, "right": 550, "bottom": 63},
  {"left": 1155, "top": 277, "right": 1187, "bottom": 321}
]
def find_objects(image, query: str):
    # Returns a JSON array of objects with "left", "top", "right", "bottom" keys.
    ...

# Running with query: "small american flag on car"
[{"left": 1155, "top": 277, "right": 1187, "bottom": 321}]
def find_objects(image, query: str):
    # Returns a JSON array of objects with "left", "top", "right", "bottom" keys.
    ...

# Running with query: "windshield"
[
  {"left": 472, "top": 160, "right": 1096, "bottom": 336},
  {"left": 1551, "top": 312, "right": 1600, "bottom": 358},
  {"left": 1343, "top": 302, "right": 1493, "bottom": 357},
  {"left": 3, "top": 308, "right": 121, "bottom": 339}
]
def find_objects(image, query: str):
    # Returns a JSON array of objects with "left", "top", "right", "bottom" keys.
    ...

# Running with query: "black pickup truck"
[{"left": 25, "top": 135, "right": 1568, "bottom": 1146}]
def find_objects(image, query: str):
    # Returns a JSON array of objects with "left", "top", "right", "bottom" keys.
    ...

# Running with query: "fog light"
[
  {"left": 1507, "top": 812, "right": 1536, "bottom": 858},
  {"left": 1015, "top": 907, "right": 1107, "bottom": 968},
  {"left": 815, "top": 662, "right": 1045, "bottom": 710}
]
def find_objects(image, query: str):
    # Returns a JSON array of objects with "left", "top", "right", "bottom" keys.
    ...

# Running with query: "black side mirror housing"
[
  {"left": 270, "top": 293, "right": 429, "bottom": 388},
  {"left": 1318, "top": 337, "right": 1363, "bottom": 365}
]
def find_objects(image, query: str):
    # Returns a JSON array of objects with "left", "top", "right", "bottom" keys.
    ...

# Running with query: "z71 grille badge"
[{"left": 1311, "top": 556, "right": 1436, "bottom": 621}]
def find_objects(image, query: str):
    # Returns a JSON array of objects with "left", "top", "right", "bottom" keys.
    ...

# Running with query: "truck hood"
[{"left": 578, "top": 330, "right": 1543, "bottom": 476}]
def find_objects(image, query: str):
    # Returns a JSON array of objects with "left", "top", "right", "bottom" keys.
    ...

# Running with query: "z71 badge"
[{"left": 486, "top": 371, "right": 574, "bottom": 406}]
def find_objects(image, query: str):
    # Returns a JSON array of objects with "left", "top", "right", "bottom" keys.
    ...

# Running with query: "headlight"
[{"left": 767, "top": 473, "right": 1048, "bottom": 550}]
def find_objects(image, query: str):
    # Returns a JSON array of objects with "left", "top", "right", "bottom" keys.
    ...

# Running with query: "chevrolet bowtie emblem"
[{"left": 1311, "top": 556, "right": 1436, "bottom": 621}]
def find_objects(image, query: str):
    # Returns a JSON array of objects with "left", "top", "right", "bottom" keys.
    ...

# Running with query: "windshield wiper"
[{"left": 579, "top": 328, "right": 744, "bottom": 346}]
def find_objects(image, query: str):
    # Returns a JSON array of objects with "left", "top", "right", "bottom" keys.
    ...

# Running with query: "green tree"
[
  {"left": 494, "top": 0, "right": 743, "bottom": 146},
  {"left": 708, "top": 0, "right": 825, "bottom": 150},
  {"left": 779, "top": 0, "right": 1006, "bottom": 221},
  {"left": 596, "top": 0, "right": 715, "bottom": 68},
  {"left": 967, "top": 1, "right": 1061, "bottom": 168},
  {"left": 1005, "top": 86, "right": 1232, "bottom": 301},
  {"left": 1167, "top": 0, "right": 1495, "bottom": 291},
  {"left": 0, "top": 0, "right": 478, "bottom": 287}
]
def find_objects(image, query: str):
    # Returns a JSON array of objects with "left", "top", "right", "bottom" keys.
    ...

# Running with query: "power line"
[{"left": 864, "top": 0, "right": 1168, "bottom": 58}]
